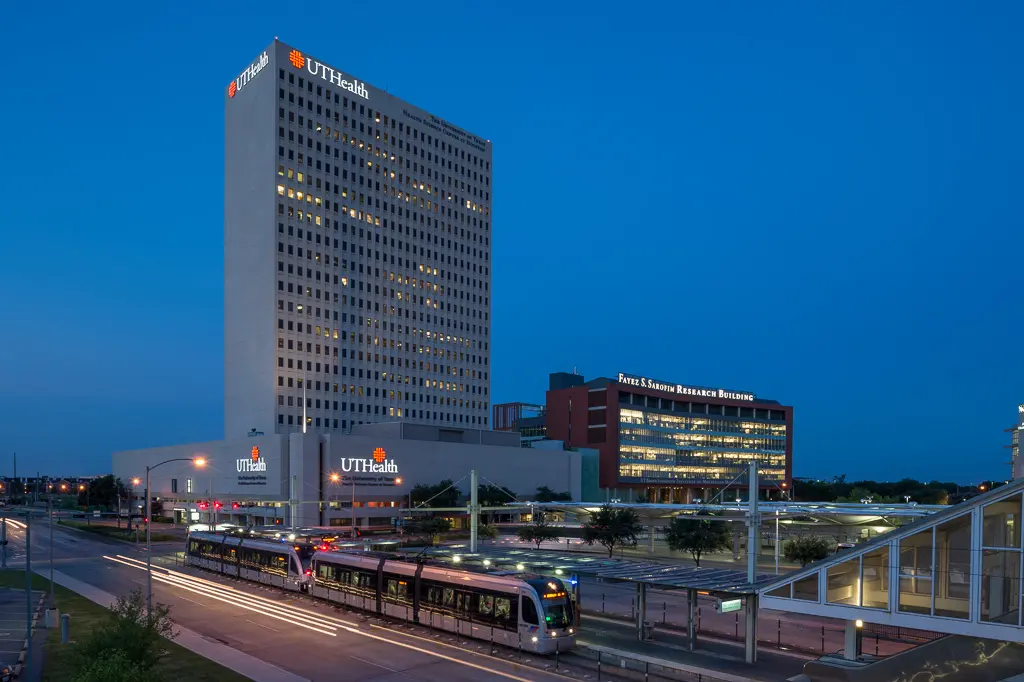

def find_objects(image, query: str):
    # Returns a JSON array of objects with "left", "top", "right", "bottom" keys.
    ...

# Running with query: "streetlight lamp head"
[
  {"left": 330, "top": 473, "right": 340, "bottom": 483},
  {"left": 395, "top": 477, "right": 403, "bottom": 485},
  {"left": 194, "top": 457, "right": 206, "bottom": 468},
  {"left": 132, "top": 478, "right": 141, "bottom": 486},
  {"left": 855, "top": 619, "right": 864, "bottom": 629}
]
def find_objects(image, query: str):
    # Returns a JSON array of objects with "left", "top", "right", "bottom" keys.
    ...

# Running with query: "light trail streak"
[
  {"left": 111, "top": 554, "right": 360, "bottom": 628},
  {"left": 104, "top": 554, "right": 570, "bottom": 682},
  {"left": 103, "top": 556, "right": 338, "bottom": 636}
]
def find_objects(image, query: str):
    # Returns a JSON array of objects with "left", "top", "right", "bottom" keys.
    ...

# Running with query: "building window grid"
[{"left": 269, "top": 77, "right": 491, "bottom": 434}]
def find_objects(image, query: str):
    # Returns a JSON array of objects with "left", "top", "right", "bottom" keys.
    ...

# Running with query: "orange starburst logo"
[
  {"left": 289, "top": 50, "right": 305, "bottom": 69},
  {"left": 228, "top": 81, "right": 237, "bottom": 98},
  {"left": 251, "top": 446, "right": 261, "bottom": 462},
  {"left": 373, "top": 447, "right": 386, "bottom": 463}
]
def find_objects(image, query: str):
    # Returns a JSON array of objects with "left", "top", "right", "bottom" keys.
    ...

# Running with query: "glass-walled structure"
[
  {"left": 761, "top": 479, "right": 1024, "bottom": 642},
  {"left": 618, "top": 392, "right": 788, "bottom": 486}
]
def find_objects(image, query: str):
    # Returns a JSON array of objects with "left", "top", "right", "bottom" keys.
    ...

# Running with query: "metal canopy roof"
[
  {"left": 399, "top": 546, "right": 771, "bottom": 595},
  {"left": 508, "top": 500, "right": 945, "bottom": 521},
  {"left": 591, "top": 561, "right": 775, "bottom": 594}
]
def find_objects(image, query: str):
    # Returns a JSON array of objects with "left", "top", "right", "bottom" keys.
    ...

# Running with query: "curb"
[{"left": 13, "top": 593, "right": 45, "bottom": 679}]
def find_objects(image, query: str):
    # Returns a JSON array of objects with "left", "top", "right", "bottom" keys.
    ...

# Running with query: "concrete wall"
[{"left": 224, "top": 41, "right": 279, "bottom": 439}]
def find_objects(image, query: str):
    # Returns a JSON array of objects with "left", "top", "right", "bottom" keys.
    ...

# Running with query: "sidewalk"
[
  {"left": 42, "top": 569, "right": 310, "bottom": 682},
  {"left": 580, "top": 614, "right": 807, "bottom": 682}
]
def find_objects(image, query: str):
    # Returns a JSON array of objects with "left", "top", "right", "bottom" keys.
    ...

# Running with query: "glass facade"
[{"left": 617, "top": 401, "right": 787, "bottom": 485}]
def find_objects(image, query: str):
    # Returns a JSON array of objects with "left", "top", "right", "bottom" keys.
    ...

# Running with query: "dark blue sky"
[{"left": 2, "top": 2, "right": 1022, "bottom": 481}]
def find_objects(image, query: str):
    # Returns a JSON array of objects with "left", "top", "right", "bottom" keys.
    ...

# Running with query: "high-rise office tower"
[{"left": 224, "top": 41, "right": 492, "bottom": 437}]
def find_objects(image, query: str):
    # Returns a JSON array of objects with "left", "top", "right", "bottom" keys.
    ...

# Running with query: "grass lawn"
[
  {"left": 0, "top": 571, "right": 252, "bottom": 681},
  {"left": 56, "top": 520, "right": 177, "bottom": 543}
]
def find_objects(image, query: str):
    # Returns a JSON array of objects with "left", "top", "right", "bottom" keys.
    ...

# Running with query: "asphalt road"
[{"left": 0, "top": 521, "right": 589, "bottom": 682}]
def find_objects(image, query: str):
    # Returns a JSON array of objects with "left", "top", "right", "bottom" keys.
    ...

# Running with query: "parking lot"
[{"left": 0, "top": 588, "right": 43, "bottom": 672}]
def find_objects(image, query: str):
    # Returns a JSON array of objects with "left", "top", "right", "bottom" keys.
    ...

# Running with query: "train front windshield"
[{"left": 542, "top": 597, "right": 573, "bottom": 629}]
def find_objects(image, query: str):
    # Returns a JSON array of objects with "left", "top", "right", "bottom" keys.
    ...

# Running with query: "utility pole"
[
  {"left": 48, "top": 496, "right": 54, "bottom": 607},
  {"left": 747, "top": 460, "right": 760, "bottom": 584},
  {"left": 24, "top": 511, "right": 31, "bottom": 680},
  {"left": 469, "top": 469, "right": 479, "bottom": 553}
]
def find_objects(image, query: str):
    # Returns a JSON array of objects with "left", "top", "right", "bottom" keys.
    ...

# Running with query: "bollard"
[
  {"left": 597, "top": 651, "right": 601, "bottom": 681},
  {"left": 60, "top": 613, "right": 70, "bottom": 644},
  {"left": 663, "top": 601, "right": 666, "bottom": 625},
  {"left": 875, "top": 634, "right": 879, "bottom": 656},
  {"left": 555, "top": 639, "right": 559, "bottom": 672},
  {"left": 734, "top": 612, "right": 738, "bottom": 638},
  {"left": 645, "top": 661, "right": 649, "bottom": 682},
  {"left": 602, "top": 593, "right": 605, "bottom": 613},
  {"left": 631, "top": 597, "right": 635, "bottom": 620},
  {"left": 821, "top": 626, "right": 825, "bottom": 651},
  {"left": 777, "top": 619, "right": 781, "bottom": 647}
]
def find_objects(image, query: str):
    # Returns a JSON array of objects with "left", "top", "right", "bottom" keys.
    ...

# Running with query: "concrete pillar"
[
  {"left": 648, "top": 523, "right": 656, "bottom": 554},
  {"left": 744, "top": 594, "right": 758, "bottom": 663},
  {"left": 844, "top": 620, "right": 862, "bottom": 660},
  {"left": 687, "top": 588, "right": 697, "bottom": 650},
  {"left": 733, "top": 529, "right": 742, "bottom": 561}
]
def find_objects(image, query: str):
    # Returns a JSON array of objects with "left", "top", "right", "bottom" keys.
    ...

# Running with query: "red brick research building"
[{"left": 544, "top": 372, "right": 792, "bottom": 502}]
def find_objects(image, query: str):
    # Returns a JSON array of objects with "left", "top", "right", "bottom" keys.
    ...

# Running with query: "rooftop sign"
[
  {"left": 287, "top": 49, "right": 369, "bottom": 100},
  {"left": 616, "top": 373, "right": 756, "bottom": 402},
  {"left": 228, "top": 51, "right": 269, "bottom": 98}
]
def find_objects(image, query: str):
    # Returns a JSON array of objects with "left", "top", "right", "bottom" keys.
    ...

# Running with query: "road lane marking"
[
  {"left": 366, "top": 623, "right": 577, "bottom": 681},
  {"left": 246, "top": 619, "right": 280, "bottom": 633}
]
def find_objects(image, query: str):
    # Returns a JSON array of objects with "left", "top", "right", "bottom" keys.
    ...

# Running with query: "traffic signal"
[
  {"left": 213, "top": 501, "right": 222, "bottom": 510},
  {"left": 231, "top": 502, "right": 240, "bottom": 510},
  {"left": 198, "top": 502, "right": 208, "bottom": 510}
]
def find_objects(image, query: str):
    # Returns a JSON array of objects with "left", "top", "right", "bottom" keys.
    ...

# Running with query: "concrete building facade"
[
  {"left": 113, "top": 423, "right": 587, "bottom": 529},
  {"left": 225, "top": 40, "right": 493, "bottom": 439}
]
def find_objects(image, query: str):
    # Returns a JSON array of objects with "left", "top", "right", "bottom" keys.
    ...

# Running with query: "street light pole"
[
  {"left": 48, "top": 496, "right": 54, "bottom": 607},
  {"left": 145, "top": 457, "right": 205, "bottom": 618}
]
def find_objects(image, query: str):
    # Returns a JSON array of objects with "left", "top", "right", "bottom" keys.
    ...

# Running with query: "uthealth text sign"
[
  {"left": 341, "top": 447, "right": 396, "bottom": 473},
  {"left": 238, "top": 445, "right": 267, "bottom": 473},
  {"left": 288, "top": 49, "right": 369, "bottom": 100},
  {"left": 229, "top": 51, "right": 269, "bottom": 98}
]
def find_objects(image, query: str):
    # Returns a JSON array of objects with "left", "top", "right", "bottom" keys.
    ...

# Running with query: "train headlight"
[{"left": 531, "top": 636, "right": 538, "bottom": 643}]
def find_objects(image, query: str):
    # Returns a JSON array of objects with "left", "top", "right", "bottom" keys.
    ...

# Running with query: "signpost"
[{"left": 715, "top": 598, "right": 742, "bottom": 614}]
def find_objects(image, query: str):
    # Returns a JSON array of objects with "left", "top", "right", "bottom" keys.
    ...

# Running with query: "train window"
[
  {"left": 522, "top": 597, "right": 539, "bottom": 625},
  {"left": 317, "top": 563, "right": 332, "bottom": 581},
  {"left": 495, "top": 597, "right": 510, "bottom": 620},
  {"left": 443, "top": 588, "right": 454, "bottom": 608},
  {"left": 478, "top": 594, "right": 493, "bottom": 617}
]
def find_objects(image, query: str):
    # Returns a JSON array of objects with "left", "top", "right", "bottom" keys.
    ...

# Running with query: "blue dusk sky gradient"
[{"left": 2, "top": 1, "right": 1022, "bottom": 482}]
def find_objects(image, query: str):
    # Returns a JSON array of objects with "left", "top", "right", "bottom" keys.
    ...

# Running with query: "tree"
[
  {"left": 783, "top": 535, "right": 834, "bottom": 567},
  {"left": 410, "top": 479, "right": 461, "bottom": 508},
  {"left": 406, "top": 517, "right": 451, "bottom": 545},
  {"left": 535, "top": 486, "right": 572, "bottom": 503},
  {"left": 78, "top": 475, "right": 121, "bottom": 509},
  {"left": 664, "top": 514, "right": 731, "bottom": 567},
  {"left": 477, "top": 484, "right": 517, "bottom": 507},
  {"left": 74, "top": 588, "right": 176, "bottom": 678},
  {"left": 478, "top": 524, "right": 499, "bottom": 540},
  {"left": 582, "top": 506, "right": 642, "bottom": 558},
  {"left": 517, "top": 513, "right": 560, "bottom": 549}
]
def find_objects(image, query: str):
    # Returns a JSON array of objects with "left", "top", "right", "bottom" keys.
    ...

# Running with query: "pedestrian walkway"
[
  {"left": 580, "top": 614, "right": 807, "bottom": 682},
  {"left": 43, "top": 569, "right": 310, "bottom": 682}
]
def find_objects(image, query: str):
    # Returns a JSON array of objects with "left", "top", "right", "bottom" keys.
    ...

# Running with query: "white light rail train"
[{"left": 186, "top": 532, "right": 576, "bottom": 654}]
